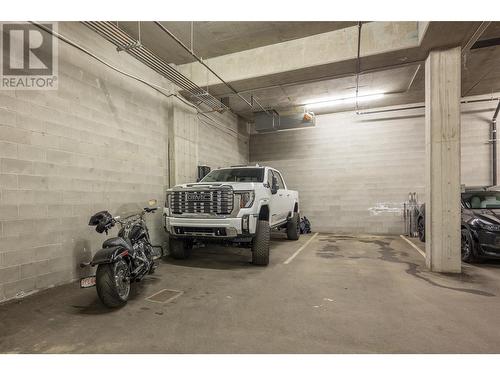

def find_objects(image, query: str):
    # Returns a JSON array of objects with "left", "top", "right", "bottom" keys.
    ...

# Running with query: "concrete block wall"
[
  {"left": 250, "top": 99, "right": 498, "bottom": 234},
  {"left": 169, "top": 101, "right": 200, "bottom": 185},
  {"left": 168, "top": 102, "right": 249, "bottom": 185},
  {"left": 0, "top": 22, "right": 247, "bottom": 302},
  {"left": 198, "top": 112, "right": 249, "bottom": 170}
]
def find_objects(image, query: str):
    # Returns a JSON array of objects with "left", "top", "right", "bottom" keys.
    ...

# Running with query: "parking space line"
[
  {"left": 399, "top": 235, "right": 426, "bottom": 259},
  {"left": 145, "top": 288, "right": 184, "bottom": 304},
  {"left": 283, "top": 232, "right": 319, "bottom": 264}
]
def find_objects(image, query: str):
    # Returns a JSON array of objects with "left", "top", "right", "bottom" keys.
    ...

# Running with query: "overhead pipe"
[
  {"left": 96, "top": 22, "right": 219, "bottom": 96},
  {"left": 82, "top": 21, "right": 228, "bottom": 113},
  {"left": 153, "top": 21, "right": 271, "bottom": 116},
  {"left": 84, "top": 22, "right": 225, "bottom": 110},
  {"left": 492, "top": 100, "right": 500, "bottom": 186},
  {"left": 354, "top": 21, "right": 362, "bottom": 112},
  {"left": 86, "top": 22, "right": 209, "bottom": 94},
  {"left": 356, "top": 97, "right": 500, "bottom": 115},
  {"left": 31, "top": 21, "right": 247, "bottom": 143},
  {"left": 359, "top": 97, "right": 500, "bottom": 185},
  {"left": 270, "top": 63, "right": 422, "bottom": 116},
  {"left": 88, "top": 22, "right": 209, "bottom": 95},
  {"left": 462, "top": 21, "right": 491, "bottom": 56},
  {"left": 221, "top": 59, "right": 425, "bottom": 98},
  {"left": 32, "top": 22, "right": 181, "bottom": 101}
]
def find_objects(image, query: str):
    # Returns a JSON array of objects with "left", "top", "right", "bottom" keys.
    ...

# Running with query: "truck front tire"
[
  {"left": 169, "top": 238, "right": 193, "bottom": 259},
  {"left": 286, "top": 212, "right": 300, "bottom": 240},
  {"left": 252, "top": 219, "right": 270, "bottom": 266}
]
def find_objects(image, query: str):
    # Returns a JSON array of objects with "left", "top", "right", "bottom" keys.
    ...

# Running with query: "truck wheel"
[
  {"left": 169, "top": 238, "right": 193, "bottom": 259},
  {"left": 252, "top": 220, "right": 270, "bottom": 266},
  {"left": 286, "top": 212, "right": 300, "bottom": 240}
]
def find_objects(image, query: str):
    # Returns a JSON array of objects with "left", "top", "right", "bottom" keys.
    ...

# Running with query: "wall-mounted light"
[
  {"left": 304, "top": 93, "right": 385, "bottom": 109},
  {"left": 303, "top": 112, "right": 314, "bottom": 121}
]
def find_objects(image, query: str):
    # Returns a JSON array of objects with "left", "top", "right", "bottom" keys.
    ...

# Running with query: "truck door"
[
  {"left": 267, "top": 170, "right": 279, "bottom": 226},
  {"left": 269, "top": 170, "right": 288, "bottom": 225}
]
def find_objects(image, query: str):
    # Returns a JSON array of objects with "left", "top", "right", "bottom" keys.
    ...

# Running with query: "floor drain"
[{"left": 146, "top": 289, "right": 183, "bottom": 304}]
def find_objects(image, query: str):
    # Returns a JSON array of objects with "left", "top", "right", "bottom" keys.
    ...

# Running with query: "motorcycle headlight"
[
  {"left": 236, "top": 191, "right": 255, "bottom": 208},
  {"left": 476, "top": 219, "right": 500, "bottom": 232}
]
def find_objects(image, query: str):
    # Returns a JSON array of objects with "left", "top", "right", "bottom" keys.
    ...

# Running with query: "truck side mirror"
[{"left": 271, "top": 176, "right": 278, "bottom": 195}]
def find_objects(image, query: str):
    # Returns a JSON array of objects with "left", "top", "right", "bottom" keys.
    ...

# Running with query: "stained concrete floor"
[{"left": 1, "top": 232, "right": 500, "bottom": 353}]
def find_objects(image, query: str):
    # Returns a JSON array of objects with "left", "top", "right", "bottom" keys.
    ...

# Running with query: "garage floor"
[{"left": 1, "top": 233, "right": 500, "bottom": 353}]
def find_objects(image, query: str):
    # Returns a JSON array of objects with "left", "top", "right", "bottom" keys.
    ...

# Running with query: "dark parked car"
[{"left": 417, "top": 187, "right": 500, "bottom": 262}]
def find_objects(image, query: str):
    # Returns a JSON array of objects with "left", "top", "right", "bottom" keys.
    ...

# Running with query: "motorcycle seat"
[{"left": 103, "top": 237, "right": 132, "bottom": 251}]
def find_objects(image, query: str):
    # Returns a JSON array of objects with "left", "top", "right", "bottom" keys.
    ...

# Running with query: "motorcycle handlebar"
[{"left": 114, "top": 207, "right": 159, "bottom": 225}]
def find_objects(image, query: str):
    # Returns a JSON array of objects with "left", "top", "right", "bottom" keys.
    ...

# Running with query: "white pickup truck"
[{"left": 163, "top": 165, "right": 300, "bottom": 265}]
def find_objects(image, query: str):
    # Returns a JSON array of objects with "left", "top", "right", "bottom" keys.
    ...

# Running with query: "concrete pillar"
[
  {"left": 425, "top": 46, "right": 462, "bottom": 273},
  {"left": 167, "top": 98, "right": 176, "bottom": 188}
]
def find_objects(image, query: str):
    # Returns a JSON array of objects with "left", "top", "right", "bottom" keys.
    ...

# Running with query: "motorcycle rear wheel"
[{"left": 96, "top": 259, "right": 130, "bottom": 308}]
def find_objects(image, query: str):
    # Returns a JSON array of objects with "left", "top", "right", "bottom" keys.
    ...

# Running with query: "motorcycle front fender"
[{"left": 91, "top": 246, "right": 130, "bottom": 266}]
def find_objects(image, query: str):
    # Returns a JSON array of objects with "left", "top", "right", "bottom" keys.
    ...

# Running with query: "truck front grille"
[
  {"left": 170, "top": 188, "right": 234, "bottom": 215},
  {"left": 173, "top": 227, "right": 227, "bottom": 236}
]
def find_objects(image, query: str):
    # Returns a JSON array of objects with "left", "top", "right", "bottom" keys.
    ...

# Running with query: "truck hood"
[{"left": 170, "top": 181, "right": 263, "bottom": 191}]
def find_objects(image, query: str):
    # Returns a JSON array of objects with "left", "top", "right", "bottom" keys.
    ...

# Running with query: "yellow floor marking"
[
  {"left": 399, "top": 235, "right": 426, "bottom": 259},
  {"left": 283, "top": 232, "right": 319, "bottom": 264}
]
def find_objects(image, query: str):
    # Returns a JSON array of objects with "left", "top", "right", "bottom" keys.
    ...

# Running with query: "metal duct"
[
  {"left": 279, "top": 112, "right": 316, "bottom": 130},
  {"left": 154, "top": 22, "right": 270, "bottom": 115},
  {"left": 254, "top": 110, "right": 315, "bottom": 132},
  {"left": 82, "top": 21, "right": 228, "bottom": 113},
  {"left": 254, "top": 110, "right": 280, "bottom": 132}
]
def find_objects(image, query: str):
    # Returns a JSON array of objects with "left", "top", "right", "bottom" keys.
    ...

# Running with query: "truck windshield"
[
  {"left": 201, "top": 168, "right": 264, "bottom": 183},
  {"left": 462, "top": 191, "right": 500, "bottom": 209}
]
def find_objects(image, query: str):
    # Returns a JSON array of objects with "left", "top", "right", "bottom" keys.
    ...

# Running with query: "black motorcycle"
[{"left": 80, "top": 201, "right": 162, "bottom": 308}]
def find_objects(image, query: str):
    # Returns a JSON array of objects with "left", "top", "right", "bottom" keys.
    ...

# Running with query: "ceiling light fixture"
[{"left": 304, "top": 93, "right": 385, "bottom": 109}]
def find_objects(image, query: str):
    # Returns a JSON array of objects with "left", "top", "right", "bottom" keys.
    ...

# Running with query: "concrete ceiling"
[
  {"left": 223, "top": 21, "right": 500, "bottom": 117},
  {"left": 97, "top": 21, "right": 500, "bottom": 119},
  {"left": 480, "top": 22, "right": 500, "bottom": 41},
  {"left": 116, "top": 21, "right": 357, "bottom": 65},
  {"left": 226, "top": 64, "right": 422, "bottom": 114}
]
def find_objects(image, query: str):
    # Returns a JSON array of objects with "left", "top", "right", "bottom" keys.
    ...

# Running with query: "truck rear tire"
[
  {"left": 169, "top": 238, "right": 193, "bottom": 259},
  {"left": 286, "top": 212, "right": 300, "bottom": 240},
  {"left": 252, "top": 219, "right": 270, "bottom": 266}
]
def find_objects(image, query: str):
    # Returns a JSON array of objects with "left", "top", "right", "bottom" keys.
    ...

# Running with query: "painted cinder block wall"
[
  {"left": 0, "top": 22, "right": 248, "bottom": 302},
  {"left": 168, "top": 102, "right": 249, "bottom": 185},
  {"left": 198, "top": 112, "right": 249, "bottom": 170},
  {"left": 250, "top": 99, "right": 498, "bottom": 234}
]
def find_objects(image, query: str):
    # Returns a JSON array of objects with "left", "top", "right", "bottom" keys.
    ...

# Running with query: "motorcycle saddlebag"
[{"left": 91, "top": 246, "right": 128, "bottom": 265}]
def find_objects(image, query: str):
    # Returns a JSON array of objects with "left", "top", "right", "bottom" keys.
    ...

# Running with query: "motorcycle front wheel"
[{"left": 96, "top": 259, "right": 131, "bottom": 308}]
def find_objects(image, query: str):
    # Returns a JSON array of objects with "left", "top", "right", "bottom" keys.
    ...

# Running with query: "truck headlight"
[{"left": 236, "top": 191, "right": 255, "bottom": 208}]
